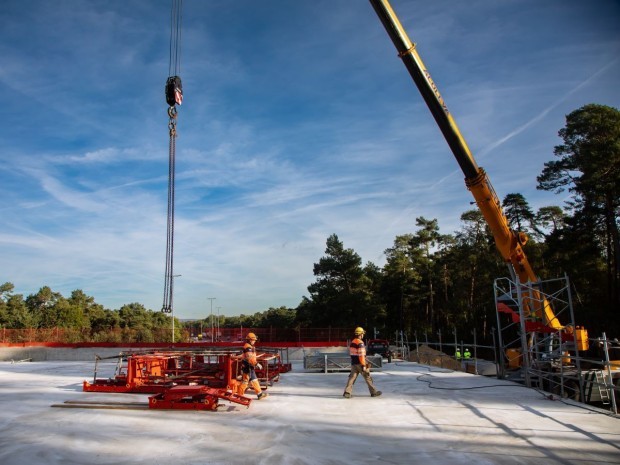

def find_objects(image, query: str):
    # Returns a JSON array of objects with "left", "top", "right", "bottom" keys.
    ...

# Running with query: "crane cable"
[{"left": 162, "top": 0, "right": 183, "bottom": 314}]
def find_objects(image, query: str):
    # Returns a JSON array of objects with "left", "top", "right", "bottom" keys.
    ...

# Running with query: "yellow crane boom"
[{"left": 369, "top": 0, "right": 588, "bottom": 349}]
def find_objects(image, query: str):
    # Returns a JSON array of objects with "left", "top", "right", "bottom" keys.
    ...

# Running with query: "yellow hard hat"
[
  {"left": 354, "top": 327, "right": 365, "bottom": 335},
  {"left": 246, "top": 332, "right": 258, "bottom": 341}
]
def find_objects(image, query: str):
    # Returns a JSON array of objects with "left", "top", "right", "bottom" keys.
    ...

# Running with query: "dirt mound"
[{"left": 409, "top": 344, "right": 461, "bottom": 370}]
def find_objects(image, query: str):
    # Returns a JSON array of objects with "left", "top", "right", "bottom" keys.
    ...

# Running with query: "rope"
[
  {"left": 162, "top": 0, "right": 182, "bottom": 314},
  {"left": 162, "top": 108, "right": 176, "bottom": 314},
  {"left": 168, "top": 0, "right": 183, "bottom": 77}
]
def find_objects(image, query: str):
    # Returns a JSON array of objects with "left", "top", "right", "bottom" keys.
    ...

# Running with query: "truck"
[{"left": 369, "top": 0, "right": 619, "bottom": 410}]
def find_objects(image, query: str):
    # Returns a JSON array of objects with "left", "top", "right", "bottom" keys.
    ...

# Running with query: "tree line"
[{"left": 1, "top": 104, "right": 618, "bottom": 344}]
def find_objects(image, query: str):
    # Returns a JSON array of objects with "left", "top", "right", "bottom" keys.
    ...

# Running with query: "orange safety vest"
[
  {"left": 349, "top": 337, "right": 366, "bottom": 366},
  {"left": 242, "top": 342, "right": 258, "bottom": 367}
]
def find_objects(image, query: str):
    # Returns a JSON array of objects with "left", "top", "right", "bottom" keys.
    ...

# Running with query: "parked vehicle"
[{"left": 367, "top": 339, "right": 393, "bottom": 363}]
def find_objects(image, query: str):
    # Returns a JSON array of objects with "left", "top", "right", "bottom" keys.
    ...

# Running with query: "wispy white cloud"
[
  {"left": 0, "top": 0, "right": 618, "bottom": 317},
  {"left": 478, "top": 58, "right": 620, "bottom": 160}
]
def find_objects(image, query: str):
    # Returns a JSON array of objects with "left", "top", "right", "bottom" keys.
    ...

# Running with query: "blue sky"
[{"left": 1, "top": 0, "right": 619, "bottom": 319}]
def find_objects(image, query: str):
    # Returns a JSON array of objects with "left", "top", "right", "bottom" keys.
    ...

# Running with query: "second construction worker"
[
  {"left": 235, "top": 332, "right": 268, "bottom": 400},
  {"left": 343, "top": 327, "right": 382, "bottom": 398}
]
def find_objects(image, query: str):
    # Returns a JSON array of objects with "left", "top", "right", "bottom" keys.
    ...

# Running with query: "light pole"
[
  {"left": 216, "top": 306, "right": 221, "bottom": 341},
  {"left": 207, "top": 297, "right": 216, "bottom": 342}
]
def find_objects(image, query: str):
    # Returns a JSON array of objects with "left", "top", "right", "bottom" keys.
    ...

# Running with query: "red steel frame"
[{"left": 82, "top": 348, "right": 291, "bottom": 410}]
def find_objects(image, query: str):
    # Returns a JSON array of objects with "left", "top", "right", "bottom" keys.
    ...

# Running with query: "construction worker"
[
  {"left": 234, "top": 332, "right": 268, "bottom": 400},
  {"left": 455, "top": 349, "right": 461, "bottom": 360},
  {"left": 464, "top": 348, "right": 471, "bottom": 359},
  {"left": 343, "top": 327, "right": 382, "bottom": 398}
]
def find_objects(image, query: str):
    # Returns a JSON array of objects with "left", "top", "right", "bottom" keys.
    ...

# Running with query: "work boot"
[
  {"left": 371, "top": 391, "right": 382, "bottom": 397},
  {"left": 343, "top": 392, "right": 351, "bottom": 399},
  {"left": 257, "top": 392, "right": 269, "bottom": 400}
]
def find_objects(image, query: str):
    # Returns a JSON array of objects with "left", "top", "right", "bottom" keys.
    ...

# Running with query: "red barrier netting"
[{"left": 0, "top": 327, "right": 351, "bottom": 346}]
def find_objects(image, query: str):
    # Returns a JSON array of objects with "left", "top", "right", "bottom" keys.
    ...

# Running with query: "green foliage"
[
  {"left": 0, "top": 285, "right": 174, "bottom": 342},
  {"left": 381, "top": 233, "right": 425, "bottom": 335},
  {"left": 259, "top": 307, "right": 297, "bottom": 327},
  {"left": 118, "top": 303, "right": 152, "bottom": 329},
  {"left": 538, "top": 103, "right": 620, "bottom": 319},
  {"left": 536, "top": 206, "right": 566, "bottom": 236},
  {"left": 503, "top": 193, "right": 539, "bottom": 238},
  {"left": 298, "top": 234, "right": 380, "bottom": 329},
  {"left": 0, "top": 282, "right": 14, "bottom": 298},
  {"left": 4, "top": 294, "right": 32, "bottom": 328}
]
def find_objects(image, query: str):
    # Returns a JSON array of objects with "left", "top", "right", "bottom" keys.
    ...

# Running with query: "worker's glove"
[
  {"left": 363, "top": 365, "right": 370, "bottom": 373},
  {"left": 255, "top": 363, "right": 263, "bottom": 370}
]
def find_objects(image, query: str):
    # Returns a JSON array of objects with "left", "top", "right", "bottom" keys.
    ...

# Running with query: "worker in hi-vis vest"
[
  {"left": 234, "top": 332, "right": 268, "bottom": 400},
  {"left": 343, "top": 327, "right": 382, "bottom": 398}
]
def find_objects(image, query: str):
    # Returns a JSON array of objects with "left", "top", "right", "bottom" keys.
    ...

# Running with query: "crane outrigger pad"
[
  {"left": 52, "top": 388, "right": 251, "bottom": 411},
  {"left": 148, "top": 385, "right": 251, "bottom": 410}
]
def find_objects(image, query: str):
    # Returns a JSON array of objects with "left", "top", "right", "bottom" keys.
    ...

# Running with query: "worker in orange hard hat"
[
  {"left": 343, "top": 327, "right": 382, "bottom": 398},
  {"left": 234, "top": 332, "right": 268, "bottom": 400}
]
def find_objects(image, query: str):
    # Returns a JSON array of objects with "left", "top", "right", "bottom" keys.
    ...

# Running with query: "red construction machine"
[{"left": 82, "top": 348, "right": 290, "bottom": 410}]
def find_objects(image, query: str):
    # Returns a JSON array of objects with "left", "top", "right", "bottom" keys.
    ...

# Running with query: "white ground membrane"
[{"left": 1, "top": 360, "right": 619, "bottom": 465}]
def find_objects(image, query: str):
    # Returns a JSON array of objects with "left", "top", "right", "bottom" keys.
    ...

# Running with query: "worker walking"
[
  {"left": 343, "top": 327, "right": 382, "bottom": 398},
  {"left": 235, "top": 332, "right": 268, "bottom": 400}
]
